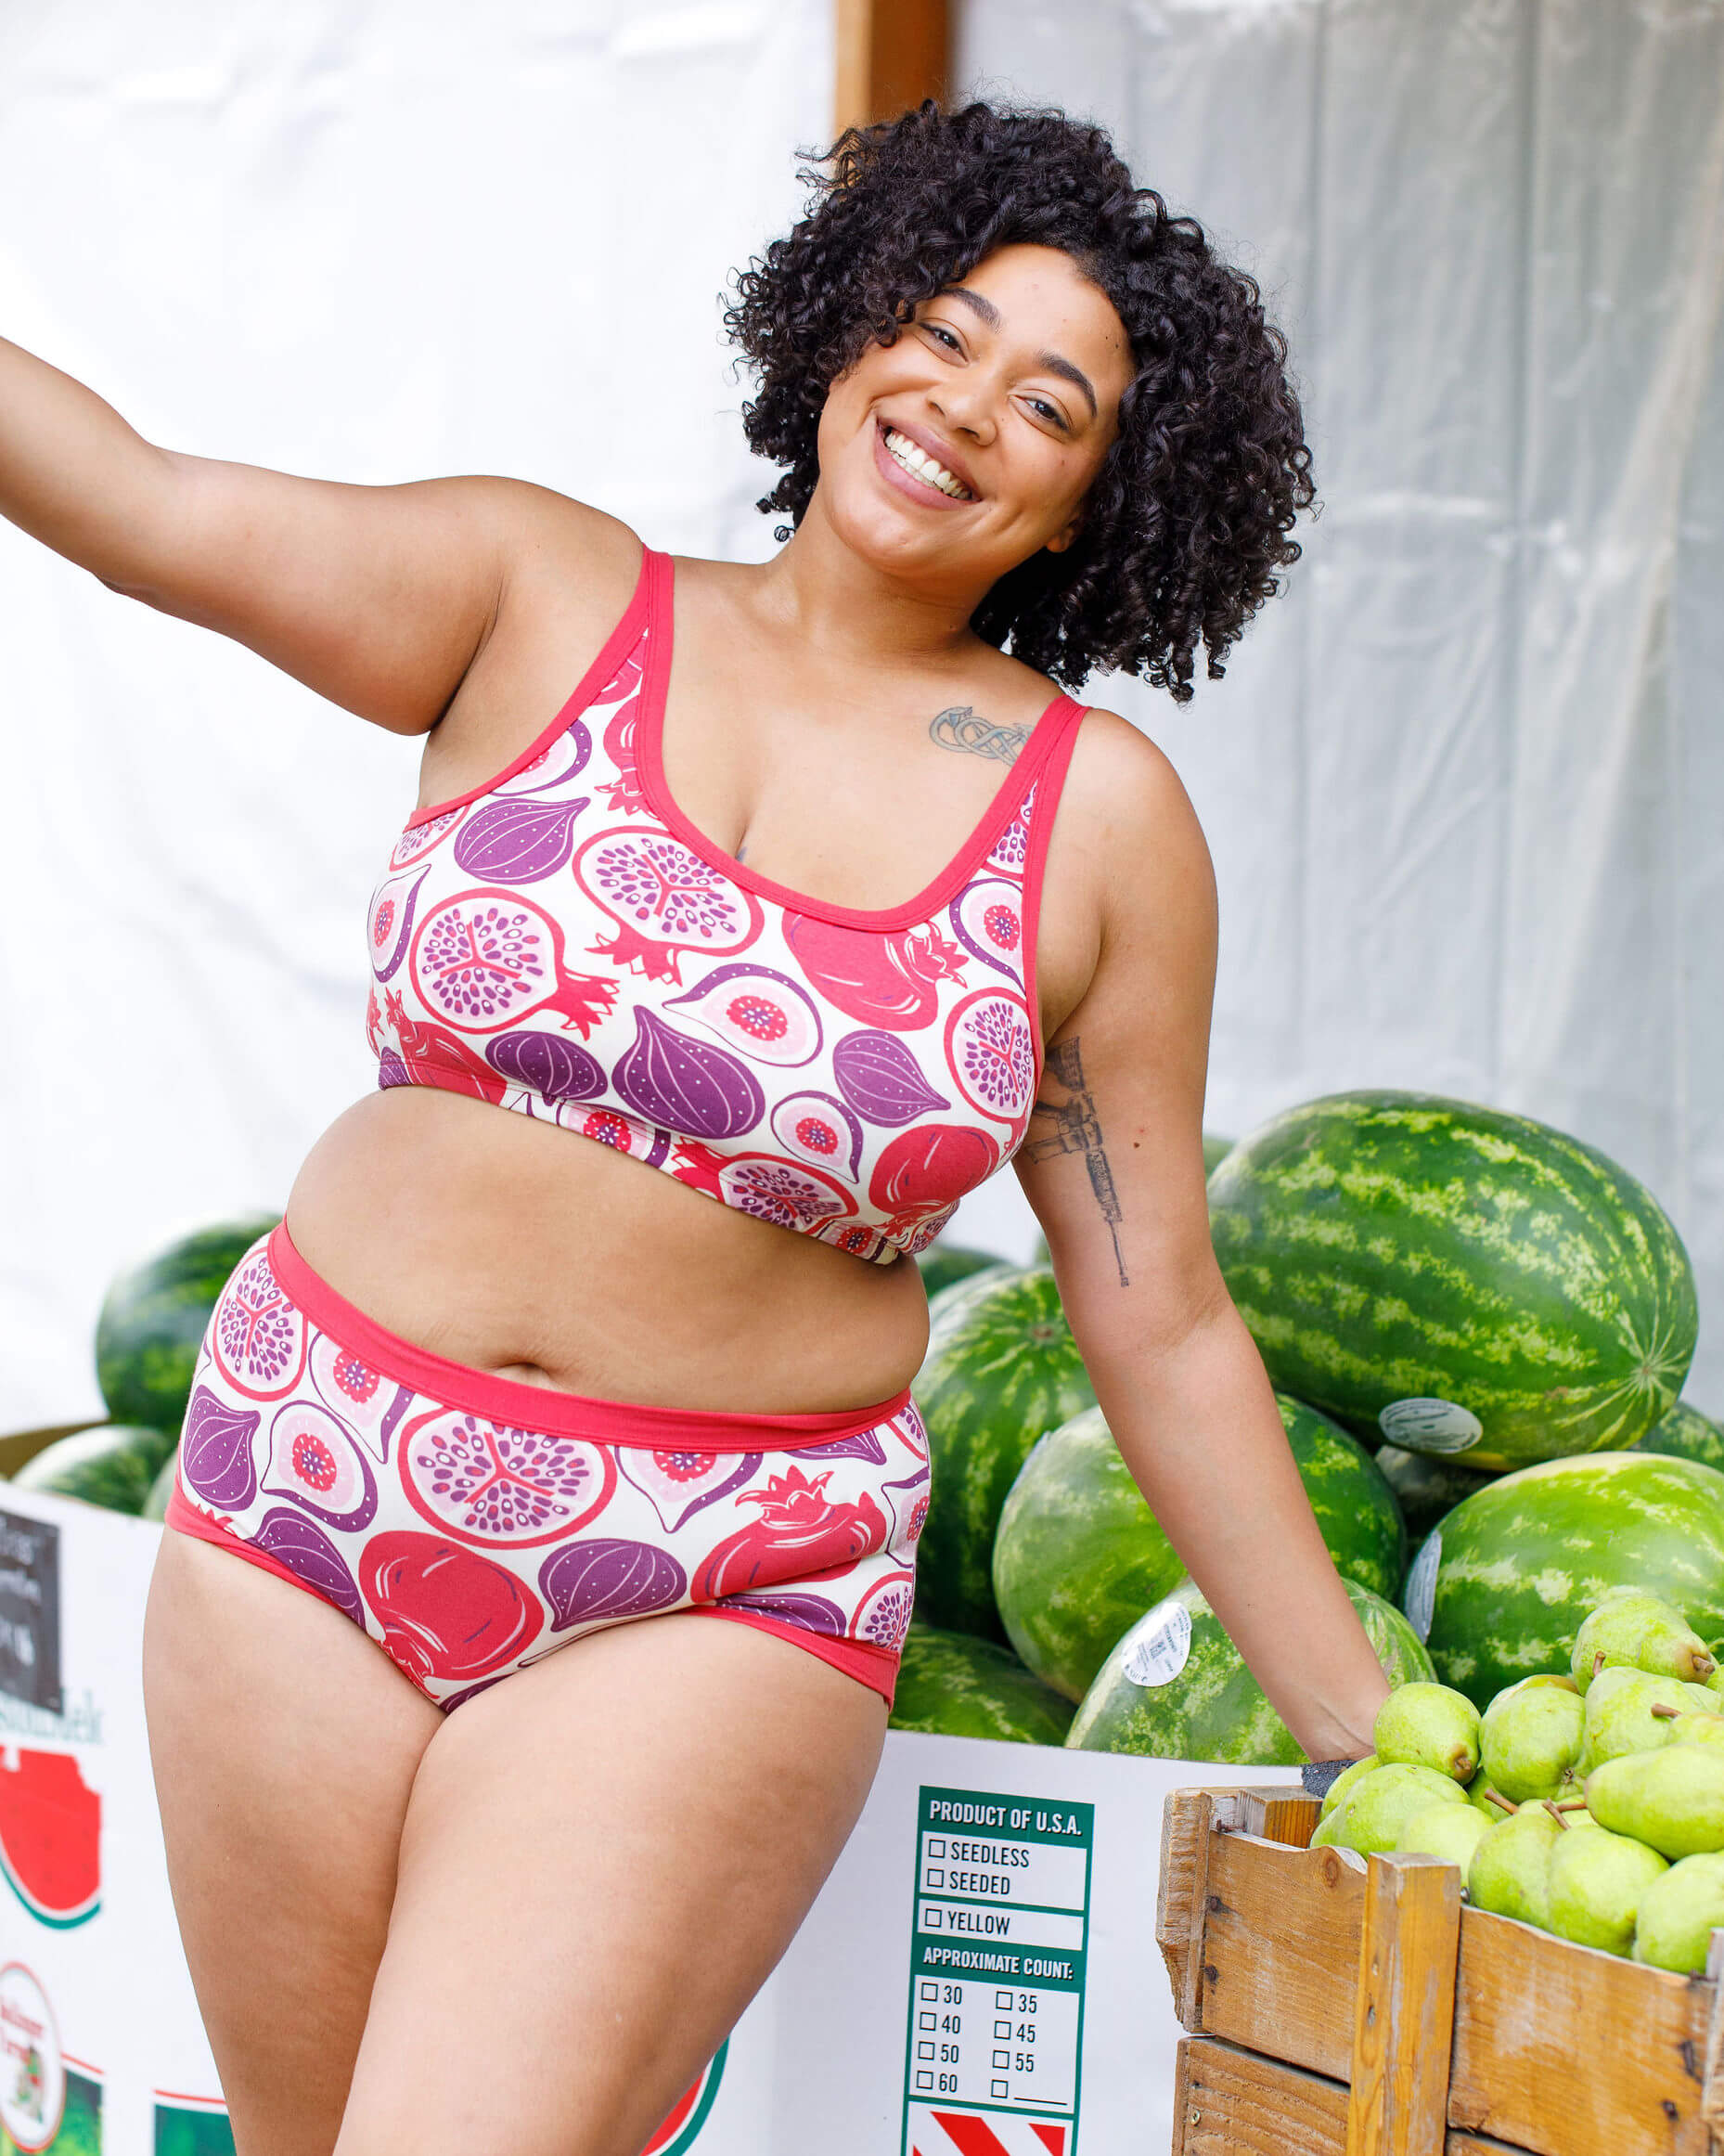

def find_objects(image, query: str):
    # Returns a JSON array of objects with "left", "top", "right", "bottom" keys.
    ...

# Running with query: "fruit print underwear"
[{"left": 162, "top": 1226, "right": 926, "bottom": 1710}]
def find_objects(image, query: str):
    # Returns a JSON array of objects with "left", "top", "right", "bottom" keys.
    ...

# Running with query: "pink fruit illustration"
[
  {"left": 573, "top": 828, "right": 764, "bottom": 983},
  {"left": 617, "top": 1447, "right": 766, "bottom": 1533},
  {"left": 389, "top": 806, "right": 466, "bottom": 871},
  {"left": 781, "top": 913, "right": 967, "bottom": 1030},
  {"left": 369, "top": 867, "right": 431, "bottom": 984},
  {"left": 597, "top": 696, "right": 651, "bottom": 816},
  {"left": 262, "top": 1401, "right": 378, "bottom": 1531},
  {"left": 210, "top": 1248, "right": 307, "bottom": 1401},
  {"left": 944, "top": 988, "right": 1036, "bottom": 1127},
  {"left": 947, "top": 876, "right": 1025, "bottom": 981},
  {"left": 850, "top": 1569, "right": 916, "bottom": 1653},
  {"left": 868, "top": 1125, "right": 998, "bottom": 1222},
  {"left": 360, "top": 1530, "right": 544, "bottom": 1685},
  {"left": 715, "top": 1155, "right": 856, "bottom": 1230},
  {"left": 398, "top": 1409, "right": 616, "bottom": 1548},
  {"left": 663, "top": 962, "right": 823, "bottom": 1065},
  {"left": 307, "top": 1336, "right": 410, "bottom": 1462},
  {"left": 985, "top": 783, "right": 1036, "bottom": 873},
  {"left": 181, "top": 1386, "right": 261, "bottom": 1509},
  {"left": 379, "top": 989, "right": 508, "bottom": 1102},
  {"left": 492, "top": 716, "right": 590, "bottom": 796},
  {"left": 409, "top": 886, "right": 619, "bottom": 1036},
  {"left": 769, "top": 1091, "right": 865, "bottom": 1180},
  {"left": 694, "top": 1467, "right": 886, "bottom": 1601}
]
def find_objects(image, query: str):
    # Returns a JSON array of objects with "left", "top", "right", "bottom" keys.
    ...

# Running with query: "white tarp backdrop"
[{"left": 2, "top": 0, "right": 1722, "bottom": 1427}]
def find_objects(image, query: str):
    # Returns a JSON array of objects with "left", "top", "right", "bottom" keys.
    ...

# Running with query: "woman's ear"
[{"left": 1045, "top": 515, "right": 1083, "bottom": 556}]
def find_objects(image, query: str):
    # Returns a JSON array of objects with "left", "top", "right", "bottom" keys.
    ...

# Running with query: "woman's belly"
[{"left": 283, "top": 1087, "right": 933, "bottom": 1413}]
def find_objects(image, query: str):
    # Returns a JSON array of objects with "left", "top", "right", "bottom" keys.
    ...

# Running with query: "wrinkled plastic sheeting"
[
  {"left": 957, "top": 0, "right": 1724, "bottom": 1411},
  {"left": 0, "top": 0, "right": 834, "bottom": 1425}
]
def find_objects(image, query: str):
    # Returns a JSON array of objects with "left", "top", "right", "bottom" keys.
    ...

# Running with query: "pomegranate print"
[
  {"left": 361, "top": 1531, "right": 544, "bottom": 1685},
  {"left": 409, "top": 889, "right": 617, "bottom": 1036},
  {"left": 945, "top": 988, "right": 1036, "bottom": 1127},
  {"left": 360, "top": 544, "right": 1085, "bottom": 1266},
  {"left": 781, "top": 913, "right": 968, "bottom": 1031},
  {"left": 850, "top": 1569, "right": 916, "bottom": 1653},
  {"left": 573, "top": 828, "right": 764, "bottom": 984},
  {"left": 211, "top": 1248, "right": 306, "bottom": 1401},
  {"left": 694, "top": 1466, "right": 887, "bottom": 1601},
  {"left": 399, "top": 1410, "right": 615, "bottom": 1549}
]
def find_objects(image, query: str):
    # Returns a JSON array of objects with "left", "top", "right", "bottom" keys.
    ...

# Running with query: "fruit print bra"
[{"left": 367, "top": 547, "right": 1087, "bottom": 1265}]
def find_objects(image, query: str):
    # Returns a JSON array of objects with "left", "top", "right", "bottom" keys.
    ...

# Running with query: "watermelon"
[
  {"left": 1207, "top": 1091, "right": 1695, "bottom": 1471},
  {"left": 1068, "top": 1576, "right": 1434, "bottom": 1764},
  {"left": 993, "top": 1395, "right": 1404, "bottom": 1703},
  {"left": 889, "top": 1622, "right": 1075, "bottom": 1745},
  {"left": 1374, "top": 1444, "right": 1497, "bottom": 1544},
  {"left": 142, "top": 1451, "right": 179, "bottom": 1523},
  {"left": 12, "top": 1424, "right": 179, "bottom": 1516},
  {"left": 1631, "top": 1399, "right": 1724, "bottom": 1474},
  {"left": 1409, "top": 1452, "right": 1724, "bottom": 1711},
  {"left": 911, "top": 1265, "right": 1096, "bottom": 1638},
  {"left": 1202, "top": 1131, "right": 1235, "bottom": 1177},
  {"left": 915, "top": 1242, "right": 1012, "bottom": 1302},
  {"left": 96, "top": 1213, "right": 281, "bottom": 1434}
]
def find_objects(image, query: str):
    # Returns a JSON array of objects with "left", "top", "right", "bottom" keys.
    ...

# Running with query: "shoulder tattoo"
[{"left": 930, "top": 705, "right": 1031, "bottom": 764}]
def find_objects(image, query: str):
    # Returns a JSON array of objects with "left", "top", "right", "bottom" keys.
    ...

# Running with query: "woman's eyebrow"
[{"left": 939, "top": 285, "right": 1100, "bottom": 420}]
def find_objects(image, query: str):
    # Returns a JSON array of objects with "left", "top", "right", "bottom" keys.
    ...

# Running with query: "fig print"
[
  {"left": 209, "top": 1247, "right": 307, "bottom": 1401},
  {"left": 947, "top": 876, "right": 1026, "bottom": 983},
  {"left": 830, "top": 1029, "right": 950, "bottom": 1126},
  {"left": 409, "top": 887, "right": 619, "bottom": 1036},
  {"left": 944, "top": 988, "right": 1036, "bottom": 1127},
  {"left": 388, "top": 806, "right": 465, "bottom": 871},
  {"left": 180, "top": 1386, "right": 261, "bottom": 1511},
  {"left": 611, "top": 1008, "right": 765, "bottom": 1140},
  {"left": 573, "top": 828, "right": 764, "bottom": 983},
  {"left": 616, "top": 1447, "right": 766, "bottom": 1533},
  {"left": 491, "top": 715, "right": 591, "bottom": 796},
  {"left": 780, "top": 912, "right": 967, "bottom": 1030},
  {"left": 768, "top": 1090, "right": 865, "bottom": 1181},
  {"left": 307, "top": 1336, "right": 413, "bottom": 1462},
  {"left": 368, "top": 867, "right": 431, "bottom": 985},
  {"left": 538, "top": 1538, "right": 687, "bottom": 1630},
  {"left": 663, "top": 962, "right": 823, "bottom": 1066},
  {"left": 397, "top": 1408, "right": 616, "bottom": 1549},
  {"left": 485, "top": 1029, "right": 607, "bottom": 1105},
  {"left": 252, "top": 1507, "right": 367, "bottom": 1626},
  {"left": 261, "top": 1400, "right": 379, "bottom": 1532},
  {"left": 451, "top": 794, "right": 592, "bottom": 884}
]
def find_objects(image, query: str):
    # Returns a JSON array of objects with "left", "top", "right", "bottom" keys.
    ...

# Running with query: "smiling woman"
[{"left": 0, "top": 90, "right": 1383, "bottom": 2156}]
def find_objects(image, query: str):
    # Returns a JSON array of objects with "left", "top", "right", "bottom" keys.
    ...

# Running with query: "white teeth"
[{"left": 884, "top": 428, "right": 972, "bottom": 499}]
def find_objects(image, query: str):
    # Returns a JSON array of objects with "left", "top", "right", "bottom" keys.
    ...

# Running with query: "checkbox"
[
  {"left": 993, "top": 2049, "right": 1010, "bottom": 2068},
  {"left": 915, "top": 2071, "right": 933, "bottom": 2091},
  {"left": 991, "top": 2080, "right": 1009, "bottom": 2099},
  {"left": 918, "top": 2041, "right": 935, "bottom": 2060},
  {"left": 919, "top": 2011, "right": 935, "bottom": 2031},
  {"left": 994, "top": 2020, "right": 1011, "bottom": 2039},
  {"left": 996, "top": 1989, "right": 1013, "bottom": 2008},
  {"left": 920, "top": 1981, "right": 938, "bottom": 2001},
  {"left": 925, "top": 1908, "right": 943, "bottom": 1929},
  {"left": 926, "top": 1838, "right": 946, "bottom": 1858},
  {"left": 924, "top": 1866, "right": 946, "bottom": 1887}
]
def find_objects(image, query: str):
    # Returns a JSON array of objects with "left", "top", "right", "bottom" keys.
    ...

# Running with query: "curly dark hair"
[{"left": 722, "top": 98, "right": 1316, "bottom": 702}]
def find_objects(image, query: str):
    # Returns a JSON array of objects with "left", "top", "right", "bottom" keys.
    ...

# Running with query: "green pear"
[
  {"left": 1397, "top": 1801, "right": 1489, "bottom": 1869},
  {"left": 1468, "top": 1775, "right": 1517, "bottom": 1820},
  {"left": 1580, "top": 1667, "right": 1692, "bottom": 1768},
  {"left": 1373, "top": 1682, "right": 1482, "bottom": 1783},
  {"left": 1572, "top": 1590, "right": 1716, "bottom": 1692},
  {"left": 1587, "top": 1747, "right": 1724, "bottom": 1860},
  {"left": 1670, "top": 1713, "right": 1724, "bottom": 1755},
  {"left": 1547, "top": 1824, "right": 1668, "bottom": 1955},
  {"left": 1467, "top": 1805, "right": 1563, "bottom": 1927},
  {"left": 1309, "top": 1807, "right": 1352, "bottom": 1849},
  {"left": 1334, "top": 1763, "right": 1470, "bottom": 1856},
  {"left": 1684, "top": 1685, "right": 1723, "bottom": 1715},
  {"left": 1320, "top": 1755, "right": 1378, "bottom": 1818},
  {"left": 1707, "top": 1641, "right": 1724, "bottom": 1696},
  {"left": 1633, "top": 1852, "right": 1724, "bottom": 1973},
  {"left": 1480, "top": 1678, "right": 1587, "bottom": 1801}
]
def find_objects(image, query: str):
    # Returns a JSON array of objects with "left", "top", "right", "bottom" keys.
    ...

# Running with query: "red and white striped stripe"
[{"left": 907, "top": 2103, "right": 1069, "bottom": 2156}]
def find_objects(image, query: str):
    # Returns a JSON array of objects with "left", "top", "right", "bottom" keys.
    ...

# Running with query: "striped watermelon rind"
[
  {"left": 889, "top": 1622, "right": 1075, "bottom": 1746},
  {"left": 911, "top": 1266, "right": 1097, "bottom": 1639},
  {"left": 1207, "top": 1091, "right": 1696, "bottom": 1471},
  {"left": 1410, "top": 1451, "right": 1724, "bottom": 1711},
  {"left": 1068, "top": 1575, "right": 1434, "bottom": 1765},
  {"left": 12, "top": 1424, "right": 179, "bottom": 1517},
  {"left": 915, "top": 1242, "right": 1012, "bottom": 1303},
  {"left": 1630, "top": 1399, "right": 1724, "bottom": 1474},
  {"left": 993, "top": 1394, "right": 1404, "bottom": 1704}
]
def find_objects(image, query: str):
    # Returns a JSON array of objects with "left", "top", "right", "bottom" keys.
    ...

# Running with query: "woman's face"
[{"left": 810, "top": 241, "right": 1136, "bottom": 601}]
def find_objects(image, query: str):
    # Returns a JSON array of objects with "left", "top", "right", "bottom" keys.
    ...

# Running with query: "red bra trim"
[
  {"left": 1020, "top": 697, "right": 1088, "bottom": 1097},
  {"left": 637, "top": 548, "right": 1089, "bottom": 932},
  {"left": 266, "top": 1222, "right": 914, "bottom": 1451},
  {"left": 402, "top": 543, "right": 654, "bottom": 831}
]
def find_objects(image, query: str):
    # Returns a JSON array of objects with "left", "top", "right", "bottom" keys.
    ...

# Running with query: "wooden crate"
[{"left": 1156, "top": 1784, "right": 1724, "bottom": 2155}]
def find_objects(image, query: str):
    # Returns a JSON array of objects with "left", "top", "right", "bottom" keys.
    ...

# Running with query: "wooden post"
[
  {"left": 833, "top": 0, "right": 949, "bottom": 137},
  {"left": 1344, "top": 1853, "right": 1462, "bottom": 2156}
]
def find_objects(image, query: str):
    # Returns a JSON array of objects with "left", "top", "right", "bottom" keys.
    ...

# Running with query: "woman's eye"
[
  {"left": 1028, "top": 397, "right": 1067, "bottom": 429},
  {"left": 927, "top": 324, "right": 960, "bottom": 350}
]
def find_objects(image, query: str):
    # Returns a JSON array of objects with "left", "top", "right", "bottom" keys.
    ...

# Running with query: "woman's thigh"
[
  {"left": 142, "top": 1530, "right": 443, "bottom": 2156},
  {"left": 336, "top": 1612, "right": 888, "bottom": 2156}
]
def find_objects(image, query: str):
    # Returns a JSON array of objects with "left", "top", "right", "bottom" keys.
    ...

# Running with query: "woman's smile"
[{"left": 871, "top": 414, "right": 981, "bottom": 509}]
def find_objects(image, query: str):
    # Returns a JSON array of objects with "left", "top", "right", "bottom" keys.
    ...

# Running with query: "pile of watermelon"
[
  {"left": 6, "top": 1214, "right": 279, "bottom": 1520},
  {"left": 893, "top": 1090, "right": 1724, "bottom": 1760}
]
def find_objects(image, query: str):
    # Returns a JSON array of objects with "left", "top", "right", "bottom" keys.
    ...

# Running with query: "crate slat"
[
  {"left": 1172, "top": 2034, "right": 1349, "bottom": 2155},
  {"left": 1157, "top": 1788, "right": 1216, "bottom": 2016},
  {"left": 1345, "top": 1853, "right": 1462, "bottom": 2156},
  {"left": 1200, "top": 1832, "right": 1366, "bottom": 2080},
  {"left": 1448, "top": 1904, "right": 1713, "bottom": 2155}
]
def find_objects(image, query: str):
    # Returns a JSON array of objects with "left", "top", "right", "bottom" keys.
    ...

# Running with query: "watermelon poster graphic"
[
  {"left": 0, "top": 1960, "right": 103, "bottom": 2153},
  {"left": 640, "top": 2043, "right": 726, "bottom": 2156},
  {"left": 0, "top": 1755, "right": 100, "bottom": 1930}
]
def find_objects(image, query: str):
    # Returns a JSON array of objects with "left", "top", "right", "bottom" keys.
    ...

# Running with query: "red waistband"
[{"left": 267, "top": 1223, "right": 915, "bottom": 1453}]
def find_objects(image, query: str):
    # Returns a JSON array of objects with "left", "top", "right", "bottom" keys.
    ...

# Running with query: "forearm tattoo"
[
  {"left": 930, "top": 705, "right": 1031, "bottom": 763},
  {"left": 1022, "top": 1038, "right": 1130, "bottom": 1286}
]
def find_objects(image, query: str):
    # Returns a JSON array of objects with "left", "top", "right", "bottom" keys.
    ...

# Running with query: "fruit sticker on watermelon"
[{"left": 0, "top": 1752, "right": 100, "bottom": 1930}]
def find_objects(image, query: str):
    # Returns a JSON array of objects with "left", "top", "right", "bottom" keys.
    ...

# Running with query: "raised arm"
[
  {"left": 0, "top": 332, "right": 631, "bottom": 736},
  {"left": 1016, "top": 713, "right": 1389, "bottom": 1762}
]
